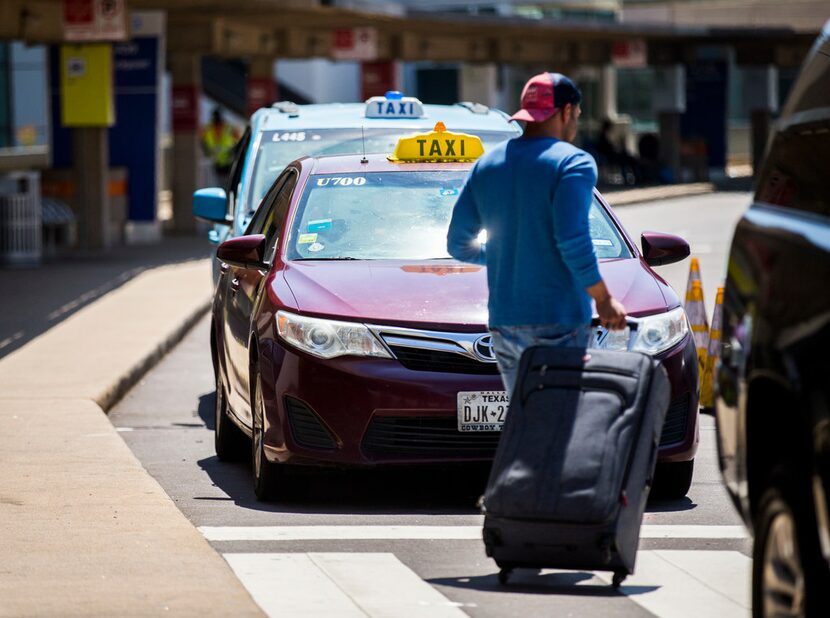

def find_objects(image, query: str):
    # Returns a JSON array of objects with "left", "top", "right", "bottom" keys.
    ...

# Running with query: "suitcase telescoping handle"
[{"left": 590, "top": 316, "right": 641, "bottom": 352}]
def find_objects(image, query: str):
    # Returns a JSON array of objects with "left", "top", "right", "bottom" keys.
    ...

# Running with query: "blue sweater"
[{"left": 447, "top": 137, "right": 601, "bottom": 328}]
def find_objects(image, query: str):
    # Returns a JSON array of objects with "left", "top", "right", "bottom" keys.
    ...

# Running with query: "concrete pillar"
[
  {"left": 653, "top": 64, "right": 686, "bottom": 183},
  {"left": 73, "top": 127, "right": 110, "bottom": 250},
  {"left": 170, "top": 53, "right": 201, "bottom": 235},
  {"left": 741, "top": 65, "right": 778, "bottom": 176},
  {"left": 459, "top": 64, "right": 499, "bottom": 108},
  {"left": 598, "top": 65, "right": 617, "bottom": 121},
  {"left": 247, "top": 57, "right": 277, "bottom": 116}
]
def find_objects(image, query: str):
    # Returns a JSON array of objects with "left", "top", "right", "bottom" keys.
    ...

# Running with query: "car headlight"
[
  {"left": 276, "top": 311, "right": 391, "bottom": 359},
  {"left": 593, "top": 307, "right": 689, "bottom": 355}
]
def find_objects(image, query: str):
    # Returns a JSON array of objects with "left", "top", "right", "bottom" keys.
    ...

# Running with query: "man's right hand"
[
  {"left": 587, "top": 279, "right": 627, "bottom": 331},
  {"left": 596, "top": 295, "right": 627, "bottom": 331}
]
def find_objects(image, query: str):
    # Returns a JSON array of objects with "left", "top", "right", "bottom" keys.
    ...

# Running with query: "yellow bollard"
[{"left": 700, "top": 287, "right": 724, "bottom": 410}]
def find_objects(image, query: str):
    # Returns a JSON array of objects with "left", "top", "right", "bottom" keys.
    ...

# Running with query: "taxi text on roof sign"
[
  {"left": 389, "top": 122, "right": 485, "bottom": 163},
  {"left": 365, "top": 91, "right": 425, "bottom": 119}
]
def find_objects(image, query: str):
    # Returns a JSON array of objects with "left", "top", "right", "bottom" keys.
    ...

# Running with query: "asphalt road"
[{"left": 110, "top": 192, "right": 752, "bottom": 618}]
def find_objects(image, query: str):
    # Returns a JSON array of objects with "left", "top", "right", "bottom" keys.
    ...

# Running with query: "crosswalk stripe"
[
  {"left": 224, "top": 553, "right": 469, "bottom": 618},
  {"left": 593, "top": 550, "right": 751, "bottom": 618},
  {"left": 199, "top": 524, "right": 748, "bottom": 542}
]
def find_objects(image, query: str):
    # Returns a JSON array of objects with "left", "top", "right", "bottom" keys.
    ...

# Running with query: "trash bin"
[{"left": 0, "top": 171, "right": 41, "bottom": 267}]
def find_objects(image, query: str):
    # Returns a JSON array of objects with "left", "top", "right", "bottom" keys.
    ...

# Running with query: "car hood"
[{"left": 281, "top": 258, "right": 670, "bottom": 329}]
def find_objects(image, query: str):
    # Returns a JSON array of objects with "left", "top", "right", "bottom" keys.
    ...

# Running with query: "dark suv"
[{"left": 715, "top": 21, "right": 830, "bottom": 618}]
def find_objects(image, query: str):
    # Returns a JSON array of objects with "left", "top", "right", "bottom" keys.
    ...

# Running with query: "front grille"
[
  {"left": 388, "top": 345, "right": 500, "bottom": 375},
  {"left": 285, "top": 396, "right": 337, "bottom": 450},
  {"left": 362, "top": 416, "right": 501, "bottom": 459},
  {"left": 660, "top": 394, "right": 690, "bottom": 447}
]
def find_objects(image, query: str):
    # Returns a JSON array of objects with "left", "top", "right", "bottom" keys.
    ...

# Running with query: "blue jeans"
[{"left": 490, "top": 324, "right": 592, "bottom": 396}]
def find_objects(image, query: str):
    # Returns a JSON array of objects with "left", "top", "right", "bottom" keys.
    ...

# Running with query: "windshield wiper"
[{"left": 294, "top": 256, "right": 362, "bottom": 261}]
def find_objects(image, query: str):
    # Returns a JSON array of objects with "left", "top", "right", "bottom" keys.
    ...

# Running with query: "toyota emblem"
[{"left": 473, "top": 335, "right": 497, "bottom": 362}]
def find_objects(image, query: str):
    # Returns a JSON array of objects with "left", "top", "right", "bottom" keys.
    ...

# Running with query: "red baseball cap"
[{"left": 511, "top": 72, "right": 582, "bottom": 123}]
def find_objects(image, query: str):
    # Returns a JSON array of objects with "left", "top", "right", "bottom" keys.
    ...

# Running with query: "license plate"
[{"left": 457, "top": 391, "right": 509, "bottom": 432}]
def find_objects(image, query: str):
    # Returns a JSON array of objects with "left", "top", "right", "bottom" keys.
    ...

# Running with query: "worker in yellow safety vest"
[{"left": 201, "top": 107, "right": 240, "bottom": 182}]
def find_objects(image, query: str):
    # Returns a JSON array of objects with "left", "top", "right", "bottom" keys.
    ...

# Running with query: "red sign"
[
  {"left": 361, "top": 61, "right": 397, "bottom": 100},
  {"left": 63, "top": 0, "right": 126, "bottom": 42},
  {"left": 64, "top": 0, "right": 94, "bottom": 25},
  {"left": 247, "top": 78, "right": 277, "bottom": 116},
  {"left": 172, "top": 85, "right": 198, "bottom": 132},
  {"left": 333, "top": 27, "right": 378, "bottom": 61}
]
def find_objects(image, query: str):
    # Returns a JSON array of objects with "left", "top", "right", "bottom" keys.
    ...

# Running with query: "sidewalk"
[
  {"left": 603, "top": 182, "right": 715, "bottom": 207},
  {"left": 0, "top": 243, "right": 262, "bottom": 616}
]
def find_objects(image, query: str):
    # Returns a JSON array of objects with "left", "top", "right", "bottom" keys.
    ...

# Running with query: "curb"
[
  {"left": 604, "top": 182, "right": 715, "bottom": 207},
  {"left": 97, "top": 297, "right": 211, "bottom": 412}
]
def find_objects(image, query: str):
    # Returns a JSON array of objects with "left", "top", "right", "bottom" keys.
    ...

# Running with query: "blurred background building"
[{"left": 0, "top": 0, "right": 824, "bottom": 262}]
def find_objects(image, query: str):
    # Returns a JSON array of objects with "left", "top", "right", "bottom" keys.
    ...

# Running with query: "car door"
[
  {"left": 223, "top": 168, "right": 299, "bottom": 421},
  {"left": 717, "top": 35, "right": 830, "bottom": 519}
]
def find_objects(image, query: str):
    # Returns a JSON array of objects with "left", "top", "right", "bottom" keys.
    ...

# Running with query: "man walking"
[{"left": 447, "top": 72, "right": 627, "bottom": 395}]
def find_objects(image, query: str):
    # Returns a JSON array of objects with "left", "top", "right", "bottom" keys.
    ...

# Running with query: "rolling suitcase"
[{"left": 481, "top": 330, "right": 671, "bottom": 588}]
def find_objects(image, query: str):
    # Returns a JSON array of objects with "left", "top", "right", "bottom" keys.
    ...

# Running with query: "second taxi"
[{"left": 211, "top": 125, "right": 699, "bottom": 500}]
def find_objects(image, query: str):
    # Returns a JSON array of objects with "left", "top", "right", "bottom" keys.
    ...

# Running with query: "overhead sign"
[
  {"left": 64, "top": 0, "right": 127, "bottom": 42},
  {"left": 612, "top": 39, "right": 647, "bottom": 69},
  {"left": 60, "top": 43, "right": 115, "bottom": 126},
  {"left": 333, "top": 27, "right": 378, "bottom": 61}
]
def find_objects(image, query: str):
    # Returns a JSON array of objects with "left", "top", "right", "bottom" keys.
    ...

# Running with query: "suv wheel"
[
  {"left": 752, "top": 474, "right": 830, "bottom": 618},
  {"left": 651, "top": 459, "right": 694, "bottom": 500},
  {"left": 754, "top": 489, "right": 804, "bottom": 617},
  {"left": 214, "top": 372, "right": 247, "bottom": 461}
]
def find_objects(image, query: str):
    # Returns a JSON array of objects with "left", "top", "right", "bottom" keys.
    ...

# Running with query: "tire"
[
  {"left": 251, "top": 371, "right": 286, "bottom": 501},
  {"left": 214, "top": 372, "right": 248, "bottom": 461},
  {"left": 753, "top": 479, "right": 830, "bottom": 618},
  {"left": 651, "top": 459, "right": 694, "bottom": 500}
]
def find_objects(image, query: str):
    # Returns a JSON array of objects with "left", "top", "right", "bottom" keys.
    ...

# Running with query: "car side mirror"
[
  {"left": 641, "top": 232, "right": 690, "bottom": 267},
  {"left": 193, "top": 187, "right": 231, "bottom": 225},
  {"left": 216, "top": 234, "right": 267, "bottom": 269}
]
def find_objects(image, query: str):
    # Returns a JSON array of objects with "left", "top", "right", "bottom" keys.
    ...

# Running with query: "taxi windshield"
[
  {"left": 287, "top": 172, "right": 631, "bottom": 261},
  {"left": 248, "top": 128, "right": 514, "bottom": 213}
]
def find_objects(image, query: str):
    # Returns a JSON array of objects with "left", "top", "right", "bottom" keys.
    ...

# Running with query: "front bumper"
[{"left": 257, "top": 333, "right": 699, "bottom": 466}]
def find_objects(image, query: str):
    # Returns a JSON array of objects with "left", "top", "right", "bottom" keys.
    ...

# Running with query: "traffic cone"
[
  {"left": 700, "top": 287, "right": 724, "bottom": 410},
  {"left": 686, "top": 279, "right": 709, "bottom": 373},
  {"left": 685, "top": 257, "right": 704, "bottom": 301}
]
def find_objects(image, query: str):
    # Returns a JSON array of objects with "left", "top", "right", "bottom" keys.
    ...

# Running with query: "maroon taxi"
[{"left": 210, "top": 132, "right": 698, "bottom": 501}]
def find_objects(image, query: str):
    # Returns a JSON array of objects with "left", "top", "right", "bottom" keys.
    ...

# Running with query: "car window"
[
  {"left": 755, "top": 50, "right": 830, "bottom": 217},
  {"left": 285, "top": 171, "right": 631, "bottom": 261},
  {"left": 225, "top": 126, "right": 251, "bottom": 219},
  {"left": 246, "top": 169, "right": 298, "bottom": 264},
  {"left": 246, "top": 128, "right": 517, "bottom": 213}
]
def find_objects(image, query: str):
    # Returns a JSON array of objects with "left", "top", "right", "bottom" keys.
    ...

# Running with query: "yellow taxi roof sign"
[{"left": 388, "top": 122, "right": 484, "bottom": 163}]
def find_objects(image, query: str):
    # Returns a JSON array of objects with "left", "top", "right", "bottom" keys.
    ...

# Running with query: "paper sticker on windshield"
[
  {"left": 308, "top": 218, "right": 332, "bottom": 232},
  {"left": 593, "top": 239, "right": 613, "bottom": 246},
  {"left": 308, "top": 242, "right": 324, "bottom": 252},
  {"left": 439, "top": 188, "right": 459, "bottom": 197},
  {"left": 298, "top": 233, "right": 317, "bottom": 244}
]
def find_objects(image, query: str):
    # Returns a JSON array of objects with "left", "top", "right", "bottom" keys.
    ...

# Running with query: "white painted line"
[
  {"left": 199, "top": 524, "right": 748, "bottom": 542},
  {"left": 593, "top": 550, "right": 751, "bottom": 618},
  {"left": 309, "top": 553, "right": 469, "bottom": 617},
  {"left": 223, "top": 553, "right": 366, "bottom": 617},
  {"left": 115, "top": 427, "right": 134, "bottom": 432},
  {"left": 224, "top": 553, "right": 468, "bottom": 618},
  {"left": 0, "top": 331, "right": 24, "bottom": 350},
  {"left": 639, "top": 525, "right": 748, "bottom": 539},
  {"left": 201, "top": 525, "right": 482, "bottom": 542}
]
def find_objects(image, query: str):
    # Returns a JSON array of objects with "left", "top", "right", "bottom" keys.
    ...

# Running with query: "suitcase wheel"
[
  {"left": 612, "top": 571, "right": 626, "bottom": 589},
  {"left": 497, "top": 567, "right": 513, "bottom": 585}
]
